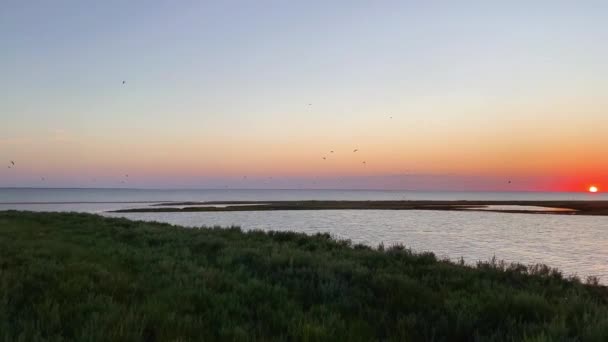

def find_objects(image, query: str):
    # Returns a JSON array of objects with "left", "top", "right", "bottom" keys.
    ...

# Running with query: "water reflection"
[{"left": 104, "top": 209, "right": 608, "bottom": 283}]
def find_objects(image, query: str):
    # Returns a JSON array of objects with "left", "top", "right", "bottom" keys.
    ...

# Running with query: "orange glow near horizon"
[{"left": 2, "top": 102, "right": 608, "bottom": 190}]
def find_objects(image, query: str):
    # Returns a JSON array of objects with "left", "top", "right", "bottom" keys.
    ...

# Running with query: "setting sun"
[{"left": 589, "top": 186, "right": 599, "bottom": 193}]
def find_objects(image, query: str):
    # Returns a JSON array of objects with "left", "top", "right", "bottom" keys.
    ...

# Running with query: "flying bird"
[
  {"left": 330, "top": 150, "right": 334, "bottom": 153},
  {"left": 353, "top": 149, "right": 358, "bottom": 153},
  {"left": 10, "top": 161, "right": 15, "bottom": 165},
  {"left": 322, "top": 157, "right": 326, "bottom": 160},
  {"left": 122, "top": 81, "right": 126, "bottom": 85},
  {"left": 362, "top": 161, "right": 366, "bottom": 165}
]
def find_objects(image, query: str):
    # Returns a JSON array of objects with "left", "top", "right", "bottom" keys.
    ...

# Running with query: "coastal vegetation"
[{"left": 1, "top": 211, "right": 607, "bottom": 341}]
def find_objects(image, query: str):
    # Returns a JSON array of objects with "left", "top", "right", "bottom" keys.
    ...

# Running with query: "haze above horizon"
[{"left": 1, "top": 1, "right": 607, "bottom": 191}]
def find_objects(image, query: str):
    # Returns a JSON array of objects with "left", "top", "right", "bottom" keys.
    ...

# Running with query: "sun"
[{"left": 589, "top": 186, "right": 598, "bottom": 193}]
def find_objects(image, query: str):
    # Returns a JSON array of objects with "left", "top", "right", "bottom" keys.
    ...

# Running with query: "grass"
[{"left": 1, "top": 210, "right": 607, "bottom": 341}]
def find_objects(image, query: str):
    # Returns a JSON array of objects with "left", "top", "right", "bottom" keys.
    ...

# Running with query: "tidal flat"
[{"left": 113, "top": 200, "right": 608, "bottom": 216}]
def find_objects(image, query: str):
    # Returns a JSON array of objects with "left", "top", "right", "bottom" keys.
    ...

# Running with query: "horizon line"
[{"left": 0, "top": 187, "right": 597, "bottom": 194}]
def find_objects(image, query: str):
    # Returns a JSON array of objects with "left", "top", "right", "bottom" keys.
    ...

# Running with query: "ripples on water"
[
  {"left": 101, "top": 209, "right": 608, "bottom": 282},
  {"left": 1, "top": 189, "right": 607, "bottom": 283}
]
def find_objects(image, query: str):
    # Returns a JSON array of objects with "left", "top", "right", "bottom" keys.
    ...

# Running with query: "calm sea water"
[
  {"left": 1, "top": 188, "right": 607, "bottom": 283},
  {"left": 1, "top": 187, "right": 606, "bottom": 203}
]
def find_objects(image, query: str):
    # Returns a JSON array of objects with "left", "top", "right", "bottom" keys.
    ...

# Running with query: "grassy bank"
[{"left": 1, "top": 211, "right": 607, "bottom": 341}]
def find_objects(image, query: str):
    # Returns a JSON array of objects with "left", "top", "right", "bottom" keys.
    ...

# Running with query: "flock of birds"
[
  {"left": 321, "top": 148, "right": 365, "bottom": 166},
  {"left": 5, "top": 80, "right": 513, "bottom": 186},
  {"left": 4, "top": 82, "right": 373, "bottom": 187}
]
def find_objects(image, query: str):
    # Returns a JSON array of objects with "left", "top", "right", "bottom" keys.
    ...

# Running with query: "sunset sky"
[{"left": 1, "top": 1, "right": 607, "bottom": 191}]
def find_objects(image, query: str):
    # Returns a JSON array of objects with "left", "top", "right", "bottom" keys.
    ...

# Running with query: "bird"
[
  {"left": 330, "top": 150, "right": 334, "bottom": 153},
  {"left": 122, "top": 81, "right": 126, "bottom": 85},
  {"left": 353, "top": 149, "right": 358, "bottom": 153},
  {"left": 125, "top": 174, "right": 129, "bottom": 178},
  {"left": 7, "top": 166, "right": 10, "bottom": 169},
  {"left": 508, "top": 180, "right": 512, "bottom": 184},
  {"left": 362, "top": 161, "right": 366, "bottom": 165},
  {"left": 322, "top": 157, "right": 326, "bottom": 160},
  {"left": 10, "top": 160, "right": 15, "bottom": 165}
]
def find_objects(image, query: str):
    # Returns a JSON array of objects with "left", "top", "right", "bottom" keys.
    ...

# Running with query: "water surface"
[
  {"left": 1, "top": 188, "right": 606, "bottom": 283},
  {"left": 2, "top": 188, "right": 606, "bottom": 203},
  {"left": 103, "top": 209, "right": 608, "bottom": 282}
]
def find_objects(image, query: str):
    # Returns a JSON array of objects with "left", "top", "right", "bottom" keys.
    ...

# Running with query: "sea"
[{"left": 1, "top": 188, "right": 607, "bottom": 283}]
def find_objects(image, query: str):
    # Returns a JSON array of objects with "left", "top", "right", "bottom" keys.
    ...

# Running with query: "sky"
[{"left": 1, "top": 1, "right": 607, "bottom": 191}]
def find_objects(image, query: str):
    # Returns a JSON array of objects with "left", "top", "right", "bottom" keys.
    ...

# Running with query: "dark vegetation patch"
[
  {"left": 118, "top": 200, "right": 608, "bottom": 216},
  {"left": 1, "top": 211, "right": 607, "bottom": 341}
]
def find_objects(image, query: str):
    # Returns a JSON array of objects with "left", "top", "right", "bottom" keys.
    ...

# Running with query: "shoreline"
[
  {"left": 1, "top": 211, "right": 607, "bottom": 340},
  {"left": 111, "top": 200, "right": 608, "bottom": 216}
]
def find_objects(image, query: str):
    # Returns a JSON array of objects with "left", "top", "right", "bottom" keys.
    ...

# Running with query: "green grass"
[{"left": 0, "top": 211, "right": 607, "bottom": 341}]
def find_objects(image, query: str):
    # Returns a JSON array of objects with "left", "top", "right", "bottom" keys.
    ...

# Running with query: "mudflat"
[{"left": 112, "top": 200, "right": 608, "bottom": 216}]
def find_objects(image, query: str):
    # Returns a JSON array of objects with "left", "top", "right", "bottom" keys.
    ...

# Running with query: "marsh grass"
[{"left": 0, "top": 211, "right": 607, "bottom": 341}]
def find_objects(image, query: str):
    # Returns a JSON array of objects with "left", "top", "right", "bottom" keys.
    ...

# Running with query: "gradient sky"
[{"left": 1, "top": 1, "right": 607, "bottom": 190}]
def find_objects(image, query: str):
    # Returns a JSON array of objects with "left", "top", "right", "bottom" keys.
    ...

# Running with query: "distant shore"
[{"left": 111, "top": 200, "right": 608, "bottom": 216}]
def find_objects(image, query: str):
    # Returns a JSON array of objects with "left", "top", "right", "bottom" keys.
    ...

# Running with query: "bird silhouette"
[
  {"left": 330, "top": 150, "right": 334, "bottom": 153},
  {"left": 122, "top": 81, "right": 126, "bottom": 85},
  {"left": 362, "top": 161, "right": 366, "bottom": 165},
  {"left": 10, "top": 161, "right": 15, "bottom": 165},
  {"left": 353, "top": 149, "right": 358, "bottom": 153},
  {"left": 322, "top": 157, "right": 326, "bottom": 160}
]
